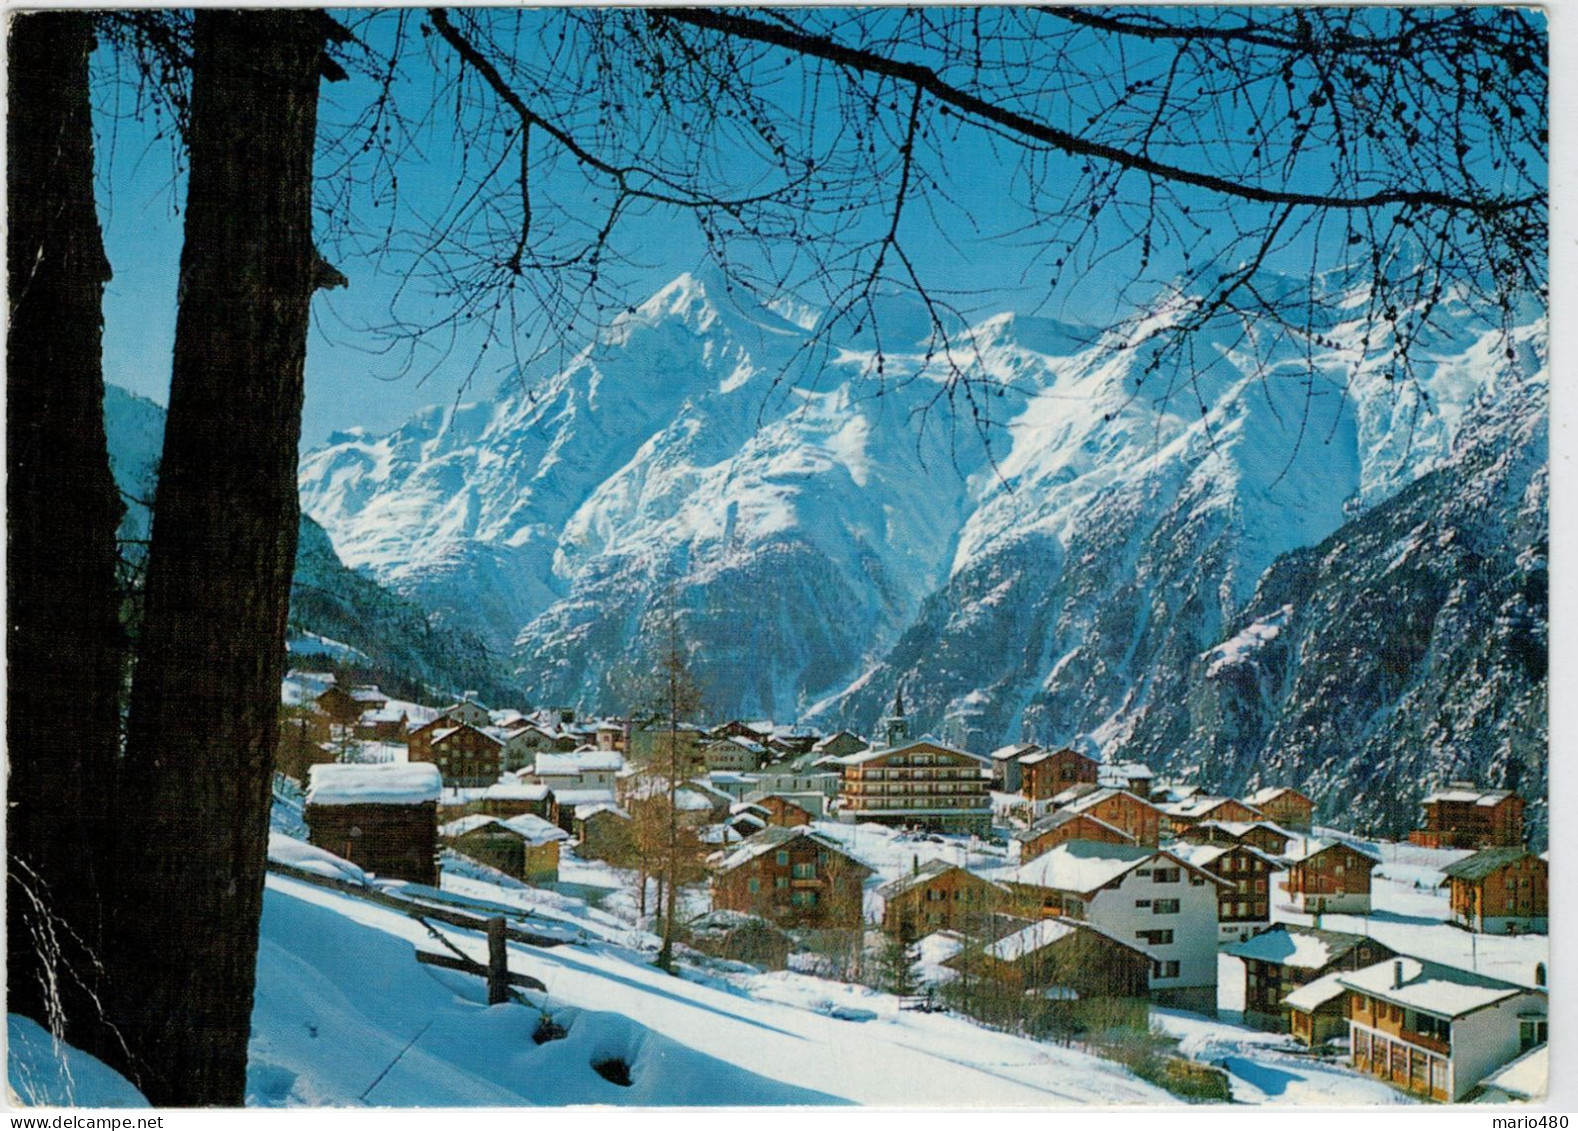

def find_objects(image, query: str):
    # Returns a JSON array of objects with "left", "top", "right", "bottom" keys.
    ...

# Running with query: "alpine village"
[{"left": 271, "top": 668, "right": 1548, "bottom": 1106}]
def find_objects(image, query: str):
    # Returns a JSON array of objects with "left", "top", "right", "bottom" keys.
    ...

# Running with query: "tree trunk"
[
  {"left": 5, "top": 10, "right": 127, "bottom": 1069},
  {"left": 112, "top": 10, "right": 329, "bottom": 1105}
]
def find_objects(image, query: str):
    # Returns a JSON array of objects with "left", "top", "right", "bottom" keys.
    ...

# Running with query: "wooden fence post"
[{"left": 487, "top": 916, "right": 509, "bottom": 1005}]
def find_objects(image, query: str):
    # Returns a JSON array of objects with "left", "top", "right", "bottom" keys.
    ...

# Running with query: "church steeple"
[{"left": 881, "top": 684, "right": 910, "bottom": 748}]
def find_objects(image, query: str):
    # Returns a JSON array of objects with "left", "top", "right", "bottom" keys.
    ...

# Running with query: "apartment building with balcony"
[{"left": 836, "top": 739, "right": 993, "bottom": 834}]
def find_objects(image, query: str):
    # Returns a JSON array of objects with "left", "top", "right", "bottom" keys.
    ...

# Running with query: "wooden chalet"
[
  {"left": 1182, "top": 820, "right": 1295, "bottom": 857},
  {"left": 1171, "top": 841, "right": 1281, "bottom": 942},
  {"left": 423, "top": 722, "right": 505, "bottom": 788},
  {"left": 1342, "top": 957, "right": 1547, "bottom": 1101},
  {"left": 1283, "top": 972, "right": 1356, "bottom": 1047},
  {"left": 1224, "top": 925, "right": 1395, "bottom": 1032},
  {"left": 315, "top": 684, "right": 387, "bottom": 725},
  {"left": 1440, "top": 847, "right": 1547, "bottom": 934},
  {"left": 305, "top": 763, "right": 442, "bottom": 885},
  {"left": 757, "top": 793, "right": 815, "bottom": 828},
  {"left": 810, "top": 731, "right": 869, "bottom": 761},
  {"left": 711, "top": 827, "right": 873, "bottom": 928},
  {"left": 1096, "top": 761, "right": 1155, "bottom": 801},
  {"left": 946, "top": 917, "right": 1152, "bottom": 1001},
  {"left": 1282, "top": 840, "right": 1379, "bottom": 914},
  {"left": 440, "top": 815, "right": 529, "bottom": 877},
  {"left": 684, "top": 910, "right": 793, "bottom": 970},
  {"left": 478, "top": 778, "right": 552, "bottom": 819},
  {"left": 502, "top": 813, "right": 571, "bottom": 883},
  {"left": 1242, "top": 786, "right": 1315, "bottom": 832},
  {"left": 573, "top": 803, "right": 633, "bottom": 862},
  {"left": 1011, "top": 808, "right": 1135, "bottom": 863},
  {"left": 1020, "top": 745, "right": 1099, "bottom": 802},
  {"left": 1161, "top": 795, "right": 1264, "bottom": 838},
  {"left": 1054, "top": 786, "right": 1162, "bottom": 847},
  {"left": 699, "top": 736, "right": 767, "bottom": 774},
  {"left": 1409, "top": 784, "right": 1525, "bottom": 850},
  {"left": 876, "top": 860, "right": 1010, "bottom": 938}
]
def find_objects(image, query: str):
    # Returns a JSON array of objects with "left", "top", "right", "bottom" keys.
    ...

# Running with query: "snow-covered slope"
[
  {"left": 249, "top": 871, "right": 1170, "bottom": 1106},
  {"left": 297, "top": 272, "right": 1544, "bottom": 761}
]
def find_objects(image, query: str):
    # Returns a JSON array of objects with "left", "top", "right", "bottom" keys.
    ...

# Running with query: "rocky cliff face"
[{"left": 293, "top": 272, "right": 1546, "bottom": 831}]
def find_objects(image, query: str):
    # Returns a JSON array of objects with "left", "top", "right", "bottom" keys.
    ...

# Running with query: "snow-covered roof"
[
  {"left": 1224, "top": 925, "right": 1372, "bottom": 970},
  {"left": 1163, "top": 795, "right": 1260, "bottom": 820},
  {"left": 552, "top": 788, "right": 617, "bottom": 808},
  {"left": 575, "top": 802, "right": 630, "bottom": 822},
  {"left": 1062, "top": 787, "right": 1157, "bottom": 817},
  {"left": 675, "top": 788, "right": 714, "bottom": 812},
  {"left": 1189, "top": 819, "right": 1295, "bottom": 843},
  {"left": 1244, "top": 785, "right": 1310, "bottom": 808},
  {"left": 1479, "top": 1043, "right": 1547, "bottom": 1101},
  {"left": 533, "top": 750, "right": 624, "bottom": 776},
  {"left": 839, "top": 738, "right": 989, "bottom": 767},
  {"left": 1420, "top": 785, "right": 1517, "bottom": 806},
  {"left": 985, "top": 917, "right": 1080, "bottom": 960},
  {"left": 811, "top": 730, "right": 867, "bottom": 752},
  {"left": 876, "top": 859, "right": 974, "bottom": 900},
  {"left": 345, "top": 685, "right": 387, "bottom": 703},
  {"left": 502, "top": 813, "right": 570, "bottom": 845},
  {"left": 431, "top": 723, "right": 504, "bottom": 749},
  {"left": 439, "top": 815, "right": 508, "bottom": 838},
  {"left": 710, "top": 735, "right": 766, "bottom": 754},
  {"left": 1166, "top": 842, "right": 1232, "bottom": 870},
  {"left": 1006, "top": 841, "right": 1156, "bottom": 895},
  {"left": 307, "top": 762, "right": 442, "bottom": 807},
  {"left": 482, "top": 781, "right": 550, "bottom": 802},
  {"left": 1281, "top": 972, "right": 1350, "bottom": 1012},
  {"left": 990, "top": 742, "right": 1041, "bottom": 762},
  {"left": 1011, "top": 808, "right": 1134, "bottom": 845},
  {"left": 359, "top": 703, "right": 408, "bottom": 724},
  {"left": 714, "top": 826, "right": 868, "bottom": 875},
  {"left": 1340, "top": 957, "right": 1540, "bottom": 1019},
  {"left": 1440, "top": 846, "right": 1541, "bottom": 882},
  {"left": 1285, "top": 838, "right": 1381, "bottom": 866},
  {"left": 1098, "top": 761, "right": 1153, "bottom": 780}
]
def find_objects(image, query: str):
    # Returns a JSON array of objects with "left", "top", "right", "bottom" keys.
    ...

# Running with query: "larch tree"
[
  {"left": 6, "top": 10, "right": 127, "bottom": 1071},
  {"left": 108, "top": 10, "right": 344, "bottom": 1106}
]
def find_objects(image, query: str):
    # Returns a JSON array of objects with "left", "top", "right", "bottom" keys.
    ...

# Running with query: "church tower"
[{"left": 880, "top": 685, "right": 910, "bottom": 748}]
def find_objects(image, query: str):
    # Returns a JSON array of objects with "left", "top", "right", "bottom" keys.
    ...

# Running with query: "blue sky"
[{"left": 92, "top": 7, "right": 1548, "bottom": 448}]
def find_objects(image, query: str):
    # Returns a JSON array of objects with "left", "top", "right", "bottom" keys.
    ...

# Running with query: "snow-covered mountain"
[
  {"left": 103, "top": 385, "right": 515, "bottom": 702},
  {"left": 298, "top": 271, "right": 1546, "bottom": 818}
]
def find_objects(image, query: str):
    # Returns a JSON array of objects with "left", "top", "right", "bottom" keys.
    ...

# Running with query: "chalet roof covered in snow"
[
  {"left": 714, "top": 826, "right": 869, "bottom": 875},
  {"left": 1244, "top": 785, "right": 1310, "bottom": 807},
  {"left": 1098, "top": 761, "right": 1152, "bottom": 782},
  {"left": 552, "top": 788, "right": 618, "bottom": 809},
  {"left": 1162, "top": 795, "right": 1260, "bottom": 820},
  {"left": 1281, "top": 971, "right": 1349, "bottom": 1012},
  {"left": 1284, "top": 838, "right": 1381, "bottom": 865},
  {"left": 439, "top": 815, "right": 510, "bottom": 838},
  {"left": 431, "top": 724, "right": 504, "bottom": 748},
  {"left": 1440, "top": 846, "right": 1540, "bottom": 882},
  {"left": 1224, "top": 925, "right": 1373, "bottom": 970},
  {"left": 875, "top": 859, "right": 1003, "bottom": 901},
  {"left": 1479, "top": 1044, "right": 1547, "bottom": 1101},
  {"left": 533, "top": 749, "right": 623, "bottom": 775},
  {"left": 810, "top": 730, "right": 867, "bottom": 752},
  {"left": 838, "top": 737, "right": 989, "bottom": 767},
  {"left": 983, "top": 917, "right": 1143, "bottom": 963},
  {"left": 1061, "top": 786, "right": 1156, "bottom": 816},
  {"left": 502, "top": 813, "right": 570, "bottom": 845},
  {"left": 1420, "top": 785, "right": 1517, "bottom": 806},
  {"left": 574, "top": 801, "right": 630, "bottom": 821},
  {"left": 1011, "top": 808, "right": 1134, "bottom": 845},
  {"left": 1339, "top": 956, "right": 1539, "bottom": 1019},
  {"left": 1005, "top": 840, "right": 1155, "bottom": 895},
  {"left": 1190, "top": 819, "right": 1297, "bottom": 843},
  {"left": 482, "top": 780, "right": 551, "bottom": 802},
  {"left": 307, "top": 762, "right": 442, "bottom": 807},
  {"left": 990, "top": 742, "right": 1041, "bottom": 762}
]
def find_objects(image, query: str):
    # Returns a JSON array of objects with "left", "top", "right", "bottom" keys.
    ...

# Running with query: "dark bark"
[
  {"left": 5, "top": 11, "right": 127, "bottom": 1067},
  {"left": 113, "top": 10, "right": 329, "bottom": 1105}
]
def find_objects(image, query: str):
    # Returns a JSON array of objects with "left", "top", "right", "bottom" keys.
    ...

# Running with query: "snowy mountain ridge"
[{"left": 296, "top": 271, "right": 1544, "bottom": 763}]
